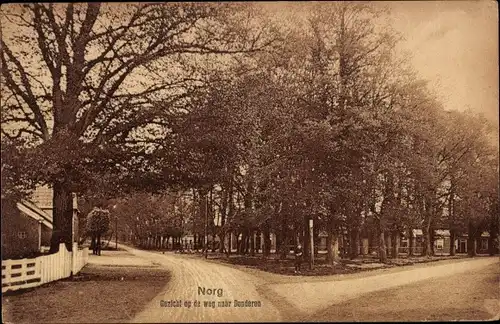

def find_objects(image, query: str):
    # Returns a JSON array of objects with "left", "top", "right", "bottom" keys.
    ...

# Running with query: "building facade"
[
  {"left": 1, "top": 186, "right": 79, "bottom": 259},
  {"left": 1, "top": 200, "right": 52, "bottom": 259}
]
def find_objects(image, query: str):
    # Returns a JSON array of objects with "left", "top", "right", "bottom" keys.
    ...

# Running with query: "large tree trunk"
[
  {"left": 422, "top": 198, "right": 432, "bottom": 257},
  {"left": 467, "top": 222, "right": 477, "bottom": 257},
  {"left": 263, "top": 223, "right": 271, "bottom": 258},
  {"left": 244, "top": 231, "right": 249, "bottom": 254},
  {"left": 237, "top": 233, "right": 242, "bottom": 254},
  {"left": 245, "top": 231, "right": 250, "bottom": 254},
  {"left": 219, "top": 184, "right": 229, "bottom": 253},
  {"left": 313, "top": 214, "right": 320, "bottom": 258},
  {"left": 488, "top": 232, "right": 496, "bottom": 256},
  {"left": 378, "top": 228, "right": 387, "bottom": 263},
  {"left": 422, "top": 226, "right": 432, "bottom": 257},
  {"left": 250, "top": 231, "right": 255, "bottom": 256},
  {"left": 90, "top": 235, "right": 96, "bottom": 252},
  {"left": 219, "top": 232, "right": 226, "bottom": 253},
  {"left": 326, "top": 231, "right": 339, "bottom": 265},
  {"left": 97, "top": 233, "right": 102, "bottom": 256},
  {"left": 278, "top": 230, "right": 288, "bottom": 260},
  {"left": 255, "top": 232, "right": 261, "bottom": 253},
  {"left": 339, "top": 233, "right": 345, "bottom": 258},
  {"left": 392, "top": 231, "right": 400, "bottom": 259},
  {"left": 430, "top": 227, "right": 436, "bottom": 256},
  {"left": 275, "top": 228, "right": 282, "bottom": 257},
  {"left": 450, "top": 230, "right": 456, "bottom": 256},
  {"left": 277, "top": 209, "right": 287, "bottom": 259},
  {"left": 361, "top": 237, "right": 369, "bottom": 256},
  {"left": 212, "top": 234, "right": 217, "bottom": 252},
  {"left": 421, "top": 194, "right": 433, "bottom": 257},
  {"left": 369, "top": 229, "right": 377, "bottom": 254},
  {"left": 225, "top": 231, "right": 231, "bottom": 257},
  {"left": 326, "top": 216, "right": 339, "bottom": 264},
  {"left": 49, "top": 181, "right": 74, "bottom": 253},
  {"left": 350, "top": 228, "right": 360, "bottom": 259},
  {"left": 385, "top": 231, "right": 392, "bottom": 258},
  {"left": 467, "top": 237, "right": 477, "bottom": 257},
  {"left": 236, "top": 232, "right": 241, "bottom": 254},
  {"left": 448, "top": 178, "right": 456, "bottom": 256},
  {"left": 408, "top": 227, "right": 415, "bottom": 256},
  {"left": 303, "top": 215, "right": 310, "bottom": 261}
]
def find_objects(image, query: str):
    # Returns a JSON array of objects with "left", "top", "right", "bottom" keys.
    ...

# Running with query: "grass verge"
[
  {"left": 2, "top": 264, "right": 170, "bottom": 323},
  {"left": 199, "top": 253, "right": 469, "bottom": 276}
]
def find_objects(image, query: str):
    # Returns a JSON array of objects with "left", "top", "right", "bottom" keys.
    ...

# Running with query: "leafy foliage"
[
  {"left": 85, "top": 207, "right": 111, "bottom": 237},
  {"left": 1, "top": 2, "right": 497, "bottom": 258}
]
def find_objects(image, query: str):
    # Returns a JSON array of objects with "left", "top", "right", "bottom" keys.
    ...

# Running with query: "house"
[
  {"left": 1, "top": 199, "right": 52, "bottom": 259},
  {"left": 453, "top": 232, "right": 490, "bottom": 254},
  {"left": 314, "top": 228, "right": 491, "bottom": 256},
  {"left": 399, "top": 229, "right": 491, "bottom": 255},
  {"left": 1, "top": 186, "right": 79, "bottom": 259}
]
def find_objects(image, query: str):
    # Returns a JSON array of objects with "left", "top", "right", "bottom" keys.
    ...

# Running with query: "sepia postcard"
[{"left": 1, "top": 1, "right": 499, "bottom": 323}]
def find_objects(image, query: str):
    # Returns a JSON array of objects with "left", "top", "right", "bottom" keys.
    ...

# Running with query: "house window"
[
  {"left": 18, "top": 232, "right": 27, "bottom": 239},
  {"left": 481, "top": 239, "right": 488, "bottom": 251},
  {"left": 435, "top": 239, "right": 444, "bottom": 250}
]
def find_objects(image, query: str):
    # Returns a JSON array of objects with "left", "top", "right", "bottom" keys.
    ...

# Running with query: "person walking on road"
[{"left": 294, "top": 243, "right": 303, "bottom": 273}]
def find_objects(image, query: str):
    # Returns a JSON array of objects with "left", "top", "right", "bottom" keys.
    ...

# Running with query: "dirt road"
[
  {"left": 268, "top": 257, "right": 499, "bottom": 319},
  {"left": 310, "top": 262, "right": 500, "bottom": 321},
  {"left": 126, "top": 247, "right": 282, "bottom": 323},
  {"left": 123, "top": 246, "right": 499, "bottom": 323}
]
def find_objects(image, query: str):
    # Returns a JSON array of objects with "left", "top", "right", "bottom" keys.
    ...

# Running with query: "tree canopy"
[{"left": 1, "top": 2, "right": 497, "bottom": 259}]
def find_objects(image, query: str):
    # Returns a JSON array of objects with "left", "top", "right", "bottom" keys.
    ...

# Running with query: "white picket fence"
[{"left": 2, "top": 243, "right": 89, "bottom": 293}]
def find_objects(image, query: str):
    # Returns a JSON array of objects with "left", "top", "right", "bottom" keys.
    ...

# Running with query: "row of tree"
[
  {"left": 1, "top": 3, "right": 498, "bottom": 262},
  {"left": 1, "top": 2, "right": 277, "bottom": 252},
  {"left": 114, "top": 2, "right": 499, "bottom": 261}
]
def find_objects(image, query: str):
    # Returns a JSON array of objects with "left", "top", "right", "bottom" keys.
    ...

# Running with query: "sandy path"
[
  {"left": 122, "top": 245, "right": 498, "bottom": 323},
  {"left": 309, "top": 262, "right": 500, "bottom": 321},
  {"left": 124, "top": 247, "right": 282, "bottom": 323},
  {"left": 268, "top": 257, "right": 499, "bottom": 317}
]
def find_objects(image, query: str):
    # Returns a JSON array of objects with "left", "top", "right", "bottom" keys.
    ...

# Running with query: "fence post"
[
  {"left": 72, "top": 242, "right": 77, "bottom": 275},
  {"left": 59, "top": 243, "right": 65, "bottom": 279},
  {"left": 39, "top": 257, "right": 44, "bottom": 284}
]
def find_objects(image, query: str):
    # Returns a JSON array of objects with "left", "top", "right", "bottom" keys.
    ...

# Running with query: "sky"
[{"left": 388, "top": 0, "right": 498, "bottom": 125}]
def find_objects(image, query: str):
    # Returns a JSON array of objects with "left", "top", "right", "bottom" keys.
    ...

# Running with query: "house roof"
[
  {"left": 16, "top": 200, "right": 53, "bottom": 229},
  {"left": 31, "top": 185, "right": 53, "bottom": 209},
  {"left": 30, "top": 185, "right": 78, "bottom": 211},
  {"left": 408, "top": 229, "right": 490, "bottom": 237},
  {"left": 435, "top": 229, "right": 450, "bottom": 236},
  {"left": 460, "top": 232, "right": 490, "bottom": 238},
  {"left": 407, "top": 229, "right": 448, "bottom": 236}
]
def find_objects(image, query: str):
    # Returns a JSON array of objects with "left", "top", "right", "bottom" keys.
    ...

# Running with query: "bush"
[{"left": 86, "top": 208, "right": 110, "bottom": 237}]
